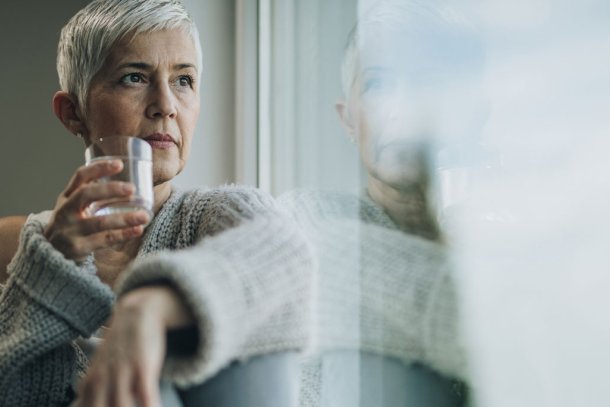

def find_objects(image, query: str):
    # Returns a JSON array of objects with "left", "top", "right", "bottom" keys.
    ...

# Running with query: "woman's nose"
[{"left": 145, "top": 83, "right": 177, "bottom": 119}]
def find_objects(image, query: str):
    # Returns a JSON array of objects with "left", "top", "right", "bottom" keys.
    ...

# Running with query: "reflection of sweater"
[
  {"left": 278, "top": 189, "right": 466, "bottom": 406},
  {"left": 0, "top": 186, "right": 314, "bottom": 407}
]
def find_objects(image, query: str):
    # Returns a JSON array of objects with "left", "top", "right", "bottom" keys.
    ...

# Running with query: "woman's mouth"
[{"left": 143, "top": 133, "right": 176, "bottom": 150}]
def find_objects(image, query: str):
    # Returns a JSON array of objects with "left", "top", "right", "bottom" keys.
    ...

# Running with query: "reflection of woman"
[
  {"left": 0, "top": 1, "right": 312, "bottom": 405},
  {"left": 280, "top": 1, "right": 483, "bottom": 404}
]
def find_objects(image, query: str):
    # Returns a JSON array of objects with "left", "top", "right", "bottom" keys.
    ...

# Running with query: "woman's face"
[
  {"left": 347, "top": 52, "right": 434, "bottom": 189},
  {"left": 84, "top": 28, "right": 200, "bottom": 186},
  {"left": 345, "top": 34, "right": 486, "bottom": 190}
]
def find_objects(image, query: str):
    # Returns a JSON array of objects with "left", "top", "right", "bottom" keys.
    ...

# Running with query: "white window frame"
[{"left": 235, "top": 0, "right": 262, "bottom": 188}]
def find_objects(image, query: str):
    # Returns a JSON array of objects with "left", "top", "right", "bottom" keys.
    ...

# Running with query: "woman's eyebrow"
[
  {"left": 116, "top": 62, "right": 152, "bottom": 71},
  {"left": 362, "top": 66, "right": 393, "bottom": 75},
  {"left": 174, "top": 63, "right": 197, "bottom": 71},
  {"left": 114, "top": 62, "right": 197, "bottom": 71}
]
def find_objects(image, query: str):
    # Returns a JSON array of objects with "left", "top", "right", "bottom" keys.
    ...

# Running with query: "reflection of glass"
[{"left": 84, "top": 136, "right": 153, "bottom": 219}]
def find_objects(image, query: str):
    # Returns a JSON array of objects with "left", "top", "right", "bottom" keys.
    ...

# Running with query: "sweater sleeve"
[
  {"left": 0, "top": 213, "right": 114, "bottom": 406},
  {"left": 278, "top": 189, "right": 467, "bottom": 381},
  {"left": 115, "top": 187, "right": 315, "bottom": 387}
]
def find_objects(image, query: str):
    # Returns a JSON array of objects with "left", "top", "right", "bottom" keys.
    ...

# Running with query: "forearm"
[
  {"left": 0, "top": 214, "right": 114, "bottom": 404},
  {"left": 0, "top": 282, "right": 82, "bottom": 406},
  {"left": 300, "top": 217, "right": 466, "bottom": 379},
  {"left": 115, "top": 213, "right": 315, "bottom": 386}
]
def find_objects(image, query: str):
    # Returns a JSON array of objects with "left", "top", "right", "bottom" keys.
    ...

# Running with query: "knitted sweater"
[
  {"left": 0, "top": 185, "right": 314, "bottom": 407},
  {"left": 278, "top": 189, "right": 466, "bottom": 406}
]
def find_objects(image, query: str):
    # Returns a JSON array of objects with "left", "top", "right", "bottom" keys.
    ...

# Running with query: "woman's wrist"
[{"left": 117, "top": 285, "right": 194, "bottom": 330}]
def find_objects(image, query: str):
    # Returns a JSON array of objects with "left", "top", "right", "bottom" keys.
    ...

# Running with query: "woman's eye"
[
  {"left": 120, "top": 73, "right": 144, "bottom": 84},
  {"left": 177, "top": 75, "right": 194, "bottom": 88},
  {"left": 364, "top": 78, "right": 382, "bottom": 92},
  {"left": 364, "top": 77, "right": 391, "bottom": 93},
  {"left": 362, "top": 73, "right": 397, "bottom": 95}
]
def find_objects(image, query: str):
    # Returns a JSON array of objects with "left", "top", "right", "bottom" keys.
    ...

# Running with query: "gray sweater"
[
  {"left": 278, "top": 189, "right": 466, "bottom": 406},
  {"left": 0, "top": 185, "right": 314, "bottom": 406},
  {"left": 0, "top": 184, "right": 465, "bottom": 407}
]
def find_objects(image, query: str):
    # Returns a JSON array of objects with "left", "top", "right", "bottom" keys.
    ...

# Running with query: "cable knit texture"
[
  {"left": 0, "top": 213, "right": 114, "bottom": 406},
  {"left": 0, "top": 185, "right": 314, "bottom": 406},
  {"left": 0, "top": 184, "right": 462, "bottom": 407},
  {"left": 278, "top": 189, "right": 466, "bottom": 407}
]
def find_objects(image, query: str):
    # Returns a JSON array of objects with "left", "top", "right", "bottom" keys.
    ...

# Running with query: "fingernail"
[
  {"left": 123, "top": 183, "right": 135, "bottom": 193},
  {"left": 109, "top": 160, "right": 122, "bottom": 169},
  {"left": 135, "top": 212, "right": 149, "bottom": 223}
]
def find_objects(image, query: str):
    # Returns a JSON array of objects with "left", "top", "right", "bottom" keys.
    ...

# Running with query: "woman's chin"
[
  {"left": 152, "top": 167, "right": 179, "bottom": 186},
  {"left": 370, "top": 151, "right": 428, "bottom": 188}
]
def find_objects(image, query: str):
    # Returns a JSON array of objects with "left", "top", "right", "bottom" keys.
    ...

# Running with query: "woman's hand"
[
  {"left": 74, "top": 286, "right": 195, "bottom": 407},
  {"left": 44, "top": 160, "right": 150, "bottom": 261}
]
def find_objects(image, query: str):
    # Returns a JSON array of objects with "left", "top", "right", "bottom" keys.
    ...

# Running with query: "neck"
[
  {"left": 153, "top": 181, "right": 173, "bottom": 215},
  {"left": 367, "top": 176, "right": 440, "bottom": 241}
]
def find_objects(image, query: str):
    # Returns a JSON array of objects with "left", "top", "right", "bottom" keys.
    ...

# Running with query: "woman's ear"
[
  {"left": 52, "top": 91, "right": 87, "bottom": 137},
  {"left": 335, "top": 99, "right": 356, "bottom": 143}
]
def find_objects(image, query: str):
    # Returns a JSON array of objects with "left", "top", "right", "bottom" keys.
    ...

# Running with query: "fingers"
[
  {"left": 75, "top": 304, "right": 167, "bottom": 407},
  {"left": 135, "top": 370, "right": 162, "bottom": 407},
  {"left": 84, "top": 224, "right": 146, "bottom": 248},
  {"left": 44, "top": 210, "right": 149, "bottom": 260},
  {"left": 75, "top": 372, "right": 108, "bottom": 407},
  {"left": 78, "top": 210, "right": 149, "bottom": 236},
  {"left": 64, "top": 159, "right": 123, "bottom": 198},
  {"left": 65, "top": 181, "right": 136, "bottom": 214},
  {"left": 54, "top": 225, "right": 145, "bottom": 260},
  {"left": 44, "top": 159, "right": 150, "bottom": 260},
  {"left": 112, "top": 369, "right": 134, "bottom": 407},
  {"left": 77, "top": 373, "right": 161, "bottom": 407},
  {"left": 75, "top": 350, "right": 162, "bottom": 407},
  {"left": 76, "top": 369, "right": 133, "bottom": 407}
]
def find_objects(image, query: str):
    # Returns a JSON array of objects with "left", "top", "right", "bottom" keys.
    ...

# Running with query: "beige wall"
[
  {"left": 0, "top": 0, "right": 236, "bottom": 217},
  {"left": 176, "top": 0, "right": 236, "bottom": 190},
  {"left": 0, "top": 0, "right": 87, "bottom": 216}
]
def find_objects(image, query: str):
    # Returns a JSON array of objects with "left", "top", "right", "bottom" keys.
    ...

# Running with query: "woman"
[
  {"left": 279, "top": 1, "right": 486, "bottom": 405},
  {"left": 0, "top": 1, "right": 313, "bottom": 406}
]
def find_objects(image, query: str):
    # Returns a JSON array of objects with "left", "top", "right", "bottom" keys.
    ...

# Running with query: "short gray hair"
[
  {"left": 341, "top": 0, "right": 484, "bottom": 100},
  {"left": 57, "top": 0, "right": 202, "bottom": 115}
]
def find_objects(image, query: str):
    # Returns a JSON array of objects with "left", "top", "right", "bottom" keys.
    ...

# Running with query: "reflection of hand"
[
  {"left": 43, "top": 160, "right": 150, "bottom": 262},
  {"left": 74, "top": 286, "right": 193, "bottom": 407}
]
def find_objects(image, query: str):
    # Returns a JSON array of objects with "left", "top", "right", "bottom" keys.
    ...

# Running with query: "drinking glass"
[{"left": 84, "top": 136, "right": 153, "bottom": 219}]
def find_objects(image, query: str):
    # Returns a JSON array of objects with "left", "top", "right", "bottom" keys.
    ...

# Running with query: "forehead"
[
  {"left": 105, "top": 28, "right": 199, "bottom": 68},
  {"left": 357, "top": 26, "right": 484, "bottom": 80}
]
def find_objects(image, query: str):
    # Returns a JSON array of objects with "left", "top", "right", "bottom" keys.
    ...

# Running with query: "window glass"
[{"left": 267, "top": 0, "right": 610, "bottom": 406}]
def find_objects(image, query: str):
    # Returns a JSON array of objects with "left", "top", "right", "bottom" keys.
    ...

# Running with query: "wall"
[
  {"left": 177, "top": 0, "right": 237, "bottom": 190},
  {"left": 0, "top": 0, "right": 88, "bottom": 216}
]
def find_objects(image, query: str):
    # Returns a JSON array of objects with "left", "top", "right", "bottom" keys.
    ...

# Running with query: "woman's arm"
[
  {"left": 78, "top": 186, "right": 316, "bottom": 405},
  {"left": 0, "top": 214, "right": 115, "bottom": 406},
  {"left": 0, "top": 160, "right": 150, "bottom": 406},
  {"left": 0, "top": 216, "right": 26, "bottom": 284},
  {"left": 278, "top": 189, "right": 467, "bottom": 380}
]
